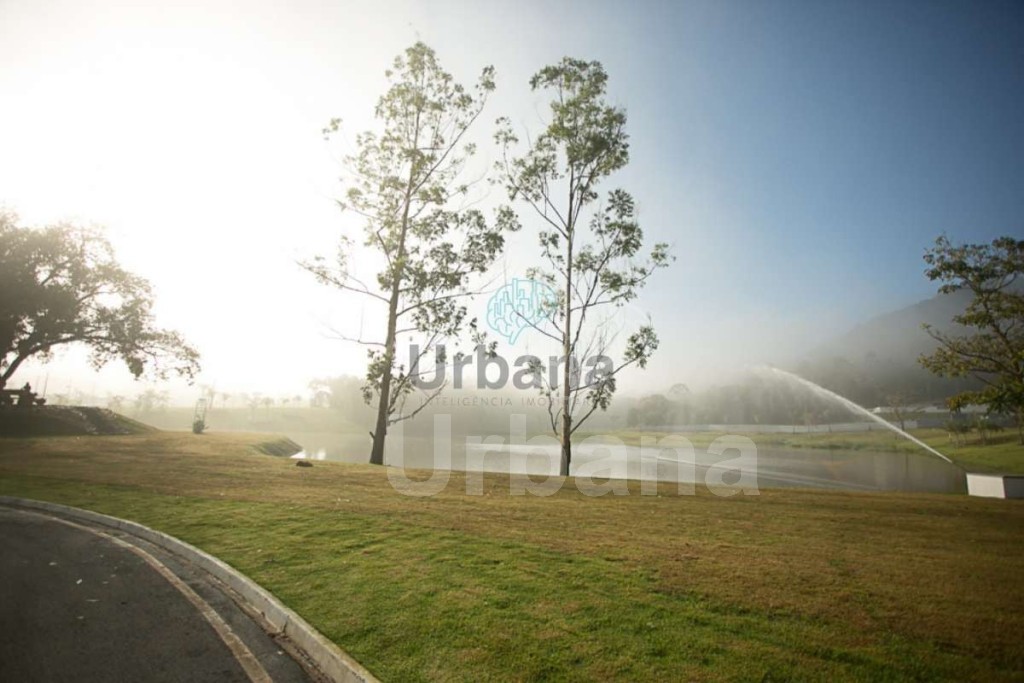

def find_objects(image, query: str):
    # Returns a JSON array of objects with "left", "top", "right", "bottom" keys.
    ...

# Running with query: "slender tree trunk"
[
  {"left": 369, "top": 148, "right": 418, "bottom": 466},
  {"left": 560, "top": 290, "right": 572, "bottom": 475},
  {"left": 560, "top": 189, "right": 574, "bottom": 477},
  {"left": 369, "top": 293, "right": 400, "bottom": 465},
  {"left": 369, "top": 225, "right": 409, "bottom": 466}
]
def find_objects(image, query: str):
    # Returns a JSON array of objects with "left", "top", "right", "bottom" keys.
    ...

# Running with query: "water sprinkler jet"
[{"left": 757, "top": 366, "right": 955, "bottom": 465}]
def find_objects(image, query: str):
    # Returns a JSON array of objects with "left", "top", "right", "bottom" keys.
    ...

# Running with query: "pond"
[{"left": 283, "top": 430, "right": 966, "bottom": 494}]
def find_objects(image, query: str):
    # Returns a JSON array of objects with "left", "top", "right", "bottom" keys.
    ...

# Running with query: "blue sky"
[
  {"left": 579, "top": 0, "right": 1024, "bottom": 313},
  {"left": 2, "top": 0, "right": 1022, "bottom": 396}
]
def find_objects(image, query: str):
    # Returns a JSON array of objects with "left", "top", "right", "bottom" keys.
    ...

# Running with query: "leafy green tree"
[
  {"left": 631, "top": 393, "right": 673, "bottom": 428},
  {"left": 199, "top": 383, "right": 216, "bottom": 409},
  {"left": 919, "top": 236, "right": 1024, "bottom": 443},
  {"left": 308, "top": 375, "right": 372, "bottom": 415},
  {"left": 244, "top": 392, "right": 260, "bottom": 419},
  {"left": 496, "top": 58, "right": 671, "bottom": 475},
  {"left": 304, "top": 43, "right": 516, "bottom": 465},
  {"left": 0, "top": 212, "right": 200, "bottom": 389},
  {"left": 885, "top": 391, "right": 912, "bottom": 433},
  {"left": 133, "top": 388, "right": 170, "bottom": 414}
]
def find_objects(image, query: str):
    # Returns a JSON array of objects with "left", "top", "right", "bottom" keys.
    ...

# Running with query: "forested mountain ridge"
[{"left": 796, "top": 289, "right": 979, "bottom": 407}]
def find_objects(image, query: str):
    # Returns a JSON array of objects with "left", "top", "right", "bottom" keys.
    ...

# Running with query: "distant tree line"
[{"left": 624, "top": 375, "right": 887, "bottom": 429}]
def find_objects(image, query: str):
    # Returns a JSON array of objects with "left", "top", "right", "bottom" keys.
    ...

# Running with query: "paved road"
[{"left": 0, "top": 507, "right": 316, "bottom": 682}]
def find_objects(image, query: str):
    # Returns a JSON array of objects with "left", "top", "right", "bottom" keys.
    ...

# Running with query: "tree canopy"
[
  {"left": 919, "top": 235, "right": 1024, "bottom": 442},
  {"left": 0, "top": 212, "right": 200, "bottom": 388},
  {"left": 305, "top": 42, "right": 516, "bottom": 465},
  {"left": 496, "top": 58, "right": 671, "bottom": 475}
]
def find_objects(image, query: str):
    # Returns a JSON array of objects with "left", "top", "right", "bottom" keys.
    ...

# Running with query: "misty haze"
[{"left": 1, "top": 1, "right": 1023, "bottom": 682}]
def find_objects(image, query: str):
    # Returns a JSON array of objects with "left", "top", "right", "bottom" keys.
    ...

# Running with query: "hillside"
[
  {"left": 798, "top": 289, "right": 981, "bottom": 405},
  {"left": 629, "top": 290, "right": 992, "bottom": 425},
  {"left": 0, "top": 406, "right": 157, "bottom": 437},
  {"left": 812, "top": 289, "right": 970, "bottom": 365}
]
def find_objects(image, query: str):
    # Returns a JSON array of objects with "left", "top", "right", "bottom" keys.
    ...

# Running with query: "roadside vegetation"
[{"left": 1, "top": 432, "right": 1022, "bottom": 681}]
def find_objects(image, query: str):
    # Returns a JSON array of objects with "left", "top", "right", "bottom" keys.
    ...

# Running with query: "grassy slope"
[
  {"left": 1, "top": 433, "right": 1023, "bottom": 681},
  {"left": 0, "top": 406, "right": 158, "bottom": 437},
  {"left": 129, "top": 406, "right": 365, "bottom": 435},
  {"left": 0, "top": 409, "right": 302, "bottom": 456},
  {"left": 590, "top": 428, "right": 1024, "bottom": 474}
]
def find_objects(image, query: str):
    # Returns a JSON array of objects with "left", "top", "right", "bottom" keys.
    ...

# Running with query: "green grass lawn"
[
  {"left": 1, "top": 432, "right": 1023, "bottom": 681},
  {"left": 589, "top": 427, "right": 1024, "bottom": 474}
]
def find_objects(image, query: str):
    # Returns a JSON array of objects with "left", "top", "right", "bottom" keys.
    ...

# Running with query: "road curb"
[{"left": 0, "top": 496, "right": 379, "bottom": 683}]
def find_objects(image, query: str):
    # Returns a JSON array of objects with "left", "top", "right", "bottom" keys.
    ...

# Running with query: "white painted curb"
[{"left": 0, "top": 496, "right": 380, "bottom": 683}]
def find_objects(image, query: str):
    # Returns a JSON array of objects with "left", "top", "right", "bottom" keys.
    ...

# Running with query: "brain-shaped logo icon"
[{"left": 486, "top": 278, "right": 557, "bottom": 344}]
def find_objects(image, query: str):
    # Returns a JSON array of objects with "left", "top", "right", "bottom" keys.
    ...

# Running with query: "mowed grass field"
[{"left": 1, "top": 432, "right": 1023, "bottom": 681}]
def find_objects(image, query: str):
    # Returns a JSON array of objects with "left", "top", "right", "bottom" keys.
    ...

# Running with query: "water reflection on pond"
[{"left": 284, "top": 431, "right": 966, "bottom": 494}]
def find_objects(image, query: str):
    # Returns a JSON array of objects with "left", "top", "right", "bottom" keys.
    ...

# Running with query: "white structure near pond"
[{"left": 966, "top": 473, "right": 1024, "bottom": 499}]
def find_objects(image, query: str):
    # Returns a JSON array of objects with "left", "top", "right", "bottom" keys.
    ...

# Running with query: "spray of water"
[{"left": 759, "top": 366, "right": 955, "bottom": 465}]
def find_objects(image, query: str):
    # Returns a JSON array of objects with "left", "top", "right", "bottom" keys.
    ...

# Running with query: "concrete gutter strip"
[{"left": 0, "top": 496, "right": 380, "bottom": 683}]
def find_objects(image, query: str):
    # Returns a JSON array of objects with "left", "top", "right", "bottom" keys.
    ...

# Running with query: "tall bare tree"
[
  {"left": 496, "top": 58, "right": 671, "bottom": 476},
  {"left": 304, "top": 43, "right": 516, "bottom": 465}
]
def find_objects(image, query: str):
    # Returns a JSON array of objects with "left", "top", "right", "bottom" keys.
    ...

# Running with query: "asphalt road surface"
[{"left": 0, "top": 506, "right": 316, "bottom": 682}]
